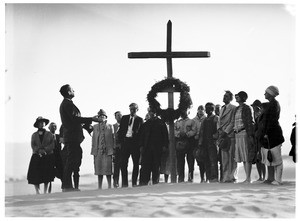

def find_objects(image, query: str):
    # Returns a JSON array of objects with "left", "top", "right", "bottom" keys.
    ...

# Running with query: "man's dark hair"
[
  {"left": 129, "top": 103, "right": 138, "bottom": 109},
  {"left": 205, "top": 102, "right": 215, "bottom": 111},
  {"left": 197, "top": 105, "right": 204, "bottom": 110},
  {"left": 148, "top": 106, "right": 157, "bottom": 114},
  {"left": 114, "top": 111, "right": 121, "bottom": 116},
  {"left": 225, "top": 90, "right": 233, "bottom": 101},
  {"left": 60, "top": 84, "right": 70, "bottom": 97}
]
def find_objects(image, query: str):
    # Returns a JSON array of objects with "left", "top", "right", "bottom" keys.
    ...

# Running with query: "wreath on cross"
[{"left": 147, "top": 77, "right": 193, "bottom": 122}]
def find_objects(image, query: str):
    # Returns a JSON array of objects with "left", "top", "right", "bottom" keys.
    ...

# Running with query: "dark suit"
[
  {"left": 260, "top": 99, "right": 284, "bottom": 148},
  {"left": 53, "top": 134, "right": 64, "bottom": 181},
  {"left": 118, "top": 114, "right": 143, "bottom": 187},
  {"left": 113, "top": 123, "right": 121, "bottom": 187},
  {"left": 59, "top": 98, "right": 92, "bottom": 189},
  {"left": 139, "top": 117, "right": 169, "bottom": 185}
]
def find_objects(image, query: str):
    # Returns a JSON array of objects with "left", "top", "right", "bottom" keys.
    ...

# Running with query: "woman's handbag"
[{"left": 217, "top": 134, "right": 231, "bottom": 152}]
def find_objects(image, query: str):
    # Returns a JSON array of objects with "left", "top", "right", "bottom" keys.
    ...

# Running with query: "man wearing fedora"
[
  {"left": 59, "top": 84, "right": 98, "bottom": 192},
  {"left": 118, "top": 103, "right": 143, "bottom": 187},
  {"left": 217, "top": 90, "right": 237, "bottom": 183}
]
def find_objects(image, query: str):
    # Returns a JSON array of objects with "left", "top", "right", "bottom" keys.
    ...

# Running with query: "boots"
[
  {"left": 73, "top": 173, "right": 80, "bottom": 191},
  {"left": 98, "top": 175, "right": 103, "bottom": 189},
  {"left": 107, "top": 175, "right": 112, "bottom": 189},
  {"left": 164, "top": 174, "right": 169, "bottom": 183},
  {"left": 188, "top": 171, "right": 194, "bottom": 183}
]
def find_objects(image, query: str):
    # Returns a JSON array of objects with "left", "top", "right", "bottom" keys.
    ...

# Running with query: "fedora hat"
[{"left": 33, "top": 116, "right": 49, "bottom": 128}]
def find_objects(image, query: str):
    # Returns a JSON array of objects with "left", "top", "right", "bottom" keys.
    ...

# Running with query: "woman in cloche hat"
[
  {"left": 260, "top": 86, "right": 285, "bottom": 185},
  {"left": 91, "top": 109, "right": 115, "bottom": 189},
  {"left": 233, "top": 91, "right": 255, "bottom": 184},
  {"left": 27, "top": 116, "right": 56, "bottom": 194}
]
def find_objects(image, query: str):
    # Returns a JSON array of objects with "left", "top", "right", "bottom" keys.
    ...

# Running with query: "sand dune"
[
  {"left": 5, "top": 181, "right": 295, "bottom": 217},
  {"left": 5, "top": 156, "right": 296, "bottom": 218}
]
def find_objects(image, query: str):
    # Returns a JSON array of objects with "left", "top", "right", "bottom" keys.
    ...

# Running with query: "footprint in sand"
[
  {"left": 177, "top": 205, "right": 200, "bottom": 214},
  {"left": 90, "top": 204, "right": 103, "bottom": 211},
  {"left": 278, "top": 197, "right": 290, "bottom": 201},
  {"left": 102, "top": 209, "right": 123, "bottom": 217},
  {"left": 150, "top": 210, "right": 172, "bottom": 217},
  {"left": 222, "top": 205, "right": 236, "bottom": 212},
  {"left": 245, "top": 205, "right": 262, "bottom": 213}
]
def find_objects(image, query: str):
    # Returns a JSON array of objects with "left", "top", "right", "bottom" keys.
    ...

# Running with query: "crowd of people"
[{"left": 27, "top": 84, "right": 296, "bottom": 194}]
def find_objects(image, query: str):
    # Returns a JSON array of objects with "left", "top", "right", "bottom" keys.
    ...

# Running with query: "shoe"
[
  {"left": 271, "top": 180, "right": 282, "bottom": 186},
  {"left": 74, "top": 188, "right": 81, "bottom": 191},
  {"left": 240, "top": 180, "right": 251, "bottom": 184},
  {"left": 62, "top": 188, "right": 76, "bottom": 192},
  {"left": 113, "top": 183, "right": 119, "bottom": 188},
  {"left": 188, "top": 173, "right": 194, "bottom": 183},
  {"left": 263, "top": 180, "right": 273, "bottom": 184},
  {"left": 209, "top": 179, "right": 219, "bottom": 183}
]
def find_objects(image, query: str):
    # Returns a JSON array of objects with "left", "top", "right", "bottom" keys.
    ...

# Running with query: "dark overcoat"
[{"left": 59, "top": 98, "right": 92, "bottom": 143}]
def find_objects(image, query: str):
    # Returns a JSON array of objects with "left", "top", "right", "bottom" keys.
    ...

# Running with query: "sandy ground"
[{"left": 4, "top": 156, "right": 296, "bottom": 218}]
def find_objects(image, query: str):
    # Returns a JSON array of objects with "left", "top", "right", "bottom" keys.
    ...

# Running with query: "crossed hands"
[{"left": 38, "top": 148, "right": 47, "bottom": 157}]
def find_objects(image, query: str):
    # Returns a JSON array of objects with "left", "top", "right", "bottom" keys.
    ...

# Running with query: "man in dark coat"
[
  {"left": 289, "top": 122, "right": 296, "bottom": 163},
  {"left": 118, "top": 103, "right": 143, "bottom": 187},
  {"left": 59, "top": 84, "right": 98, "bottom": 192},
  {"left": 139, "top": 107, "right": 169, "bottom": 186},
  {"left": 199, "top": 103, "right": 219, "bottom": 183},
  {"left": 48, "top": 122, "right": 64, "bottom": 190},
  {"left": 113, "top": 111, "right": 122, "bottom": 188}
]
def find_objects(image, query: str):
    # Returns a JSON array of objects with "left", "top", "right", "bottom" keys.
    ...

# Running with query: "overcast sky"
[{"left": 4, "top": 3, "right": 295, "bottom": 147}]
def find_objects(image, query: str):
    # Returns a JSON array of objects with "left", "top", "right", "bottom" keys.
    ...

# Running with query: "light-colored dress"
[
  {"left": 91, "top": 122, "right": 114, "bottom": 175},
  {"left": 234, "top": 106, "right": 248, "bottom": 162}
]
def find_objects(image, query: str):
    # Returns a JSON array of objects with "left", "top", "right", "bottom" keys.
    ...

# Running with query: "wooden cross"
[{"left": 128, "top": 20, "right": 210, "bottom": 183}]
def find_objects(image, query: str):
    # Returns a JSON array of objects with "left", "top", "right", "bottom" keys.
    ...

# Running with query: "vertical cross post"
[{"left": 166, "top": 21, "right": 177, "bottom": 183}]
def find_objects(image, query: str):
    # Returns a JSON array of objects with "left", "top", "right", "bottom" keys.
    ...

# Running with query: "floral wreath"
[{"left": 147, "top": 77, "right": 193, "bottom": 122}]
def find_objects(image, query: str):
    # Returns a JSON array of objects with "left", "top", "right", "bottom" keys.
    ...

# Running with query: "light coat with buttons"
[{"left": 91, "top": 122, "right": 115, "bottom": 156}]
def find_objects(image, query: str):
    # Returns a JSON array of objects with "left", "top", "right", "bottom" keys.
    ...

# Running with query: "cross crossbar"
[
  {"left": 158, "top": 87, "right": 181, "bottom": 93},
  {"left": 128, "top": 51, "right": 210, "bottom": 59}
]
